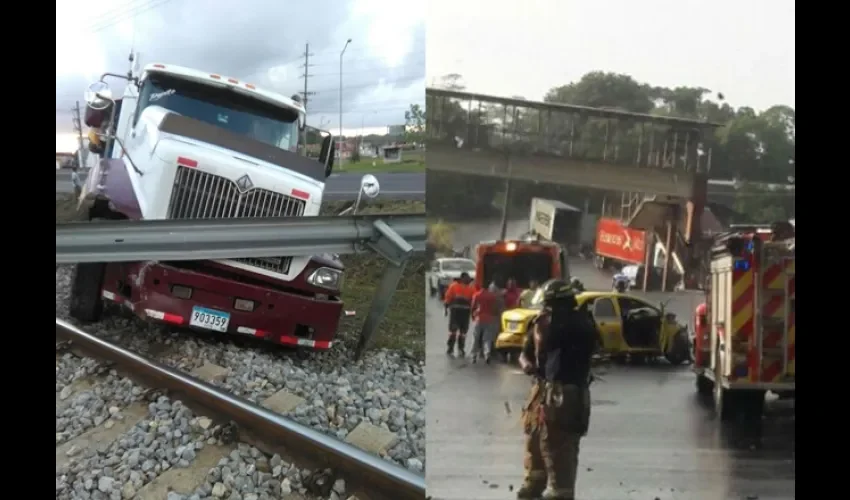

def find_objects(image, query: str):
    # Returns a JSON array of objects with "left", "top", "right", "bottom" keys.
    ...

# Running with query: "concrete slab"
[
  {"left": 344, "top": 422, "right": 398, "bottom": 455},
  {"left": 56, "top": 402, "right": 148, "bottom": 469},
  {"left": 135, "top": 444, "right": 233, "bottom": 500},
  {"left": 191, "top": 362, "right": 230, "bottom": 383},
  {"left": 262, "top": 389, "right": 306, "bottom": 414}
]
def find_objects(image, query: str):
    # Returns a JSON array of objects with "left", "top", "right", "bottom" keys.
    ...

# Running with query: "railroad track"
[
  {"left": 55, "top": 266, "right": 425, "bottom": 500},
  {"left": 56, "top": 320, "right": 424, "bottom": 500}
]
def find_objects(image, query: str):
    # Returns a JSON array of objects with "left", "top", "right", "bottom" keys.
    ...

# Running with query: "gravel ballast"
[{"left": 56, "top": 263, "right": 425, "bottom": 500}]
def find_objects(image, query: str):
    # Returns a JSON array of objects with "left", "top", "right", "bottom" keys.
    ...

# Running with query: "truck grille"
[{"left": 167, "top": 166, "right": 307, "bottom": 275}]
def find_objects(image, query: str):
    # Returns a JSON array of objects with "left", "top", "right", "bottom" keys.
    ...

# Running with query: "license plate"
[{"left": 189, "top": 306, "right": 230, "bottom": 333}]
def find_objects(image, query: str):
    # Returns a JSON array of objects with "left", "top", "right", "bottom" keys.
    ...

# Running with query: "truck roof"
[
  {"left": 534, "top": 198, "right": 581, "bottom": 212},
  {"left": 141, "top": 63, "right": 306, "bottom": 115}
]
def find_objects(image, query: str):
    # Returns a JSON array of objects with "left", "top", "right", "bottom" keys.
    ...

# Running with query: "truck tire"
[
  {"left": 68, "top": 262, "right": 106, "bottom": 323},
  {"left": 696, "top": 374, "right": 713, "bottom": 396},
  {"left": 68, "top": 211, "right": 113, "bottom": 323}
]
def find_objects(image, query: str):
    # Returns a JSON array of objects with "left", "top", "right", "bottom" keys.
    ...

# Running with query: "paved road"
[
  {"left": 56, "top": 170, "right": 424, "bottom": 202},
  {"left": 426, "top": 219, "right": 795, "bottom": 500}
]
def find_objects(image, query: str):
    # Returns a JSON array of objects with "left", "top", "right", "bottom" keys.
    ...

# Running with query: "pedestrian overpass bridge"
[{"left": 426, "top": 88, "right": 724, "bottom": 289}]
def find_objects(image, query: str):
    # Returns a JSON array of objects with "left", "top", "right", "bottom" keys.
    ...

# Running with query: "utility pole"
[
  {"left": 298, "top": 43, "right": 316, "bottom": 115},
  {"left": 298, "top": 43, "right": 316, "bottom": 151},
  {"left": 71, "top": 101, "right": 86, "bottom": 169}
]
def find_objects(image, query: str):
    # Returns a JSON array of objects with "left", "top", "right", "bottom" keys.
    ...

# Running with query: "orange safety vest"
[{"left": 445, "top": 281, "right": 475, "bottom": 309}]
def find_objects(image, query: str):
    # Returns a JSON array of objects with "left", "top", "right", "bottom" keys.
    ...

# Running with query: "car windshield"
[
  {"left": 137, "top": 73, "right": 300, "bottom": 152},
  {"left": 441, "top": 259, "right": 475, "bottom": 272}
]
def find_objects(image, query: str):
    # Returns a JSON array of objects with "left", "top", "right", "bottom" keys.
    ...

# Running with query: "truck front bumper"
[{"left": 102, "top": 261, "right": 343, "bottom": 350}]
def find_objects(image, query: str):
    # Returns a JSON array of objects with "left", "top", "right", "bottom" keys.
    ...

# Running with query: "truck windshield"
[
  {"left": 137, "top": 73, "right": 299, "bottom": 151},
  {"left": 481, "top": 251, "right": 553, "bottom": 289}
]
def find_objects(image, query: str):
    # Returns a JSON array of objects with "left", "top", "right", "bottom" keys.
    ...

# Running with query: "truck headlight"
[{"left": 308, "top": 267, "right": 342, "bottom": 290}]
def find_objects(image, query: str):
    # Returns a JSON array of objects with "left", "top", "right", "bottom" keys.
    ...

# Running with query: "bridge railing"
[{"left": 426, "top": 88, "right": 720, "bottom": 174}]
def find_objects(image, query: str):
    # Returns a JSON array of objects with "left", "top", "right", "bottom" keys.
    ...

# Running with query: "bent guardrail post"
[
  {"left": 55, "top": 319, "right": 426, "bottom": 500},
  {"left": 354, "top": 218, "right": 417, "bottom": 360}
]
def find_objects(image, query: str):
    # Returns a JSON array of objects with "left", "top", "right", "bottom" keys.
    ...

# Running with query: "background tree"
[
  {"left": 404, "top": 103, "right": 426, "bottom": 143},
  {"left": 427, "top": 70, "right": 794, "bottom": 224}
]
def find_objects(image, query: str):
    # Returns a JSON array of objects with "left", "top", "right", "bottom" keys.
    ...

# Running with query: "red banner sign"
[{"left": 595, "top": 217, "right": 646, "bottom": 264}]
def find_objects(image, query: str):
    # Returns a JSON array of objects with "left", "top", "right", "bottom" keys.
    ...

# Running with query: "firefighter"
[
  {"left": 519, "top": 280, "right": 540, "bottom": 308},
  {"left": 517, "top": 279, "right": 597, "bottom": 500},
  {"left": 443, "top": 271, "right": 475, "bottom": 356}
]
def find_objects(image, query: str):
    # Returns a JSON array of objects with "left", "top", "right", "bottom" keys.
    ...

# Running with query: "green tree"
[
  {"left": 545, "top": 72, "right": 655, "bottom": 113},
  {"left": 404, "top": 103, "right": 426, "bottom": 143}
]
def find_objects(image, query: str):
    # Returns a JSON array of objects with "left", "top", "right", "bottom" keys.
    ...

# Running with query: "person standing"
[
  {"left": 519, "top": 280, "right": 540, "bottom": 308},
  {"left": 470, "top": 282, "right": 505, "bottom": 363},
  {"left": 443, "top": 272, "right": 475, "bottom": 357},
  {"left": 504, "top": 278, "right": 521, "bottom": 309},
  {"left": 517, "top": 280, "right": 597, "bottom": 500},
  {"left": 70, "top": 165, "right": 84, "bottom": 200}
]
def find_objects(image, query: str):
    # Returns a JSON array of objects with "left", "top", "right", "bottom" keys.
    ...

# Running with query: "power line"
[
  {"left": 310, "top": 76, "right": 424, "bottom": 94},
  {"left": 88, "top": 0, "right": 178, "bottom": 33}
]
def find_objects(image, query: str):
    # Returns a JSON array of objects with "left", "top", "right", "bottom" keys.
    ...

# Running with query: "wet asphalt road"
[
  {"left": 426, "top": 219, "right": 795, "bottom": 500},
  {"left": 55, "top": 170, "right": 424, "bottom": 202}
]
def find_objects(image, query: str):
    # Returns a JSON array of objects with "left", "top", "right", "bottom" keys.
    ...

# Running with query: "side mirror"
[
  {"left": 84, "top": 81, "right": 114, "bottom": 128},
  {"left": 318, "top": 135, "right": 335, "bottom": 178},
  {"left": 352, "top": 174, "right": 380, "bottom": 215},
  {"left": 360, "top": 174, "right": 380, "bottom": 199}
]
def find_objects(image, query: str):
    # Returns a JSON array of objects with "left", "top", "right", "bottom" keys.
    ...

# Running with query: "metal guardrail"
[
  {"left": 56, "top": 319, "right": 426, "bottom": 500},
  {"left": 56, "top": 214, "right": 426, "bottom": 264},
  {"left": 56, "top": 213, "right": 426, "bottom": 357}
]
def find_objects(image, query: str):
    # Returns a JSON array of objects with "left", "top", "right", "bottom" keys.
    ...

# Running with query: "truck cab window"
[{"left": 135, "top": 73, "right": 300, "bottom": 152}]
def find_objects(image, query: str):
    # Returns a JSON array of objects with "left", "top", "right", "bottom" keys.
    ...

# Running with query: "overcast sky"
[
  {"left": 427, "top": 0, "right": 794, "bottom": 112},
  {"left": 56, "top": 0, "right": 424, "bottom": 152}
]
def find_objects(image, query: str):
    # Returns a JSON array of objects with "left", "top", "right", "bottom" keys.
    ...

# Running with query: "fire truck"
[{"left": 693, "top": 224, "right": 795, "bottom": 420}]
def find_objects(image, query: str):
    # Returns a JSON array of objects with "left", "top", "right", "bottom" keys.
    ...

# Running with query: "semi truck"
[{"left": 71, "top": 61, "right": 369, "bottom": 351}]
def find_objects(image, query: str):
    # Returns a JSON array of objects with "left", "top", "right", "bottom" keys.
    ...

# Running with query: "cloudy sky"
[
  {"left": 56, "top": 0, "right": 425, "bottom": 152},
  {"left": 427, "top": 0, "right": 794, "bottom": 112}
]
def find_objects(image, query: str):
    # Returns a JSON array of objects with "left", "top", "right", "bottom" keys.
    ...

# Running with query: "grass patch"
[
  {"left": 321, "top": 200, "right": 425, "bottom": 358},
  {"left": 56, "top": 194, "right": 84, "bottom": 223}
]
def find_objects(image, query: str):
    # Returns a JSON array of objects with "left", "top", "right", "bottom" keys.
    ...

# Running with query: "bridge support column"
[
  {"left": 683, "top": 174, "right": 708, "bottom": 287},
  {"left": 641, "top": 231, "right": 653, "bottom": 292},
  {"left": 661, "top": 218, "right": 678, "bottom": 293}
]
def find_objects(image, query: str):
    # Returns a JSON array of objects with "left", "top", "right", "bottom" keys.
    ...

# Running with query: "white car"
[{"left": 428, "top": 257, "right": 476, "bottom": 299}]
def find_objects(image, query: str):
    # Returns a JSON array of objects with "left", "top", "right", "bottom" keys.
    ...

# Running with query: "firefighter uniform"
[
  {"left": 518, "top": 281, "right": 596, "bottom": 500},
  {"left": 443, "top": 275, "right": 475, "bottom": 355}
]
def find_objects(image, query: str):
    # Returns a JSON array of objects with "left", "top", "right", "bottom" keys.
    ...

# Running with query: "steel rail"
[
  {"left": 55, "top": 318, "right": 425, "bottom": 500},
  {"left": 56, "top": 213, "right": 426, "bottom": 263}
]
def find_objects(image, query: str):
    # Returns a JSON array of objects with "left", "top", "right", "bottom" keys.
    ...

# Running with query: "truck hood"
[{"left": 156, "top": 110, "right": 326, "bottom": 183}]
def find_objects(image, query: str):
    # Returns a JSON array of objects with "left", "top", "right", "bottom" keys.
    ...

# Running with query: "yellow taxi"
[{"left": 495, "top": 289, "right": 691, "bottom": 365}]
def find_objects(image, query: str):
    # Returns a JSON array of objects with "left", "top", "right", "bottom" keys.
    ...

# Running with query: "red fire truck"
[{"left": 693, "top": 225, "right": 795, "bottom": 420}]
